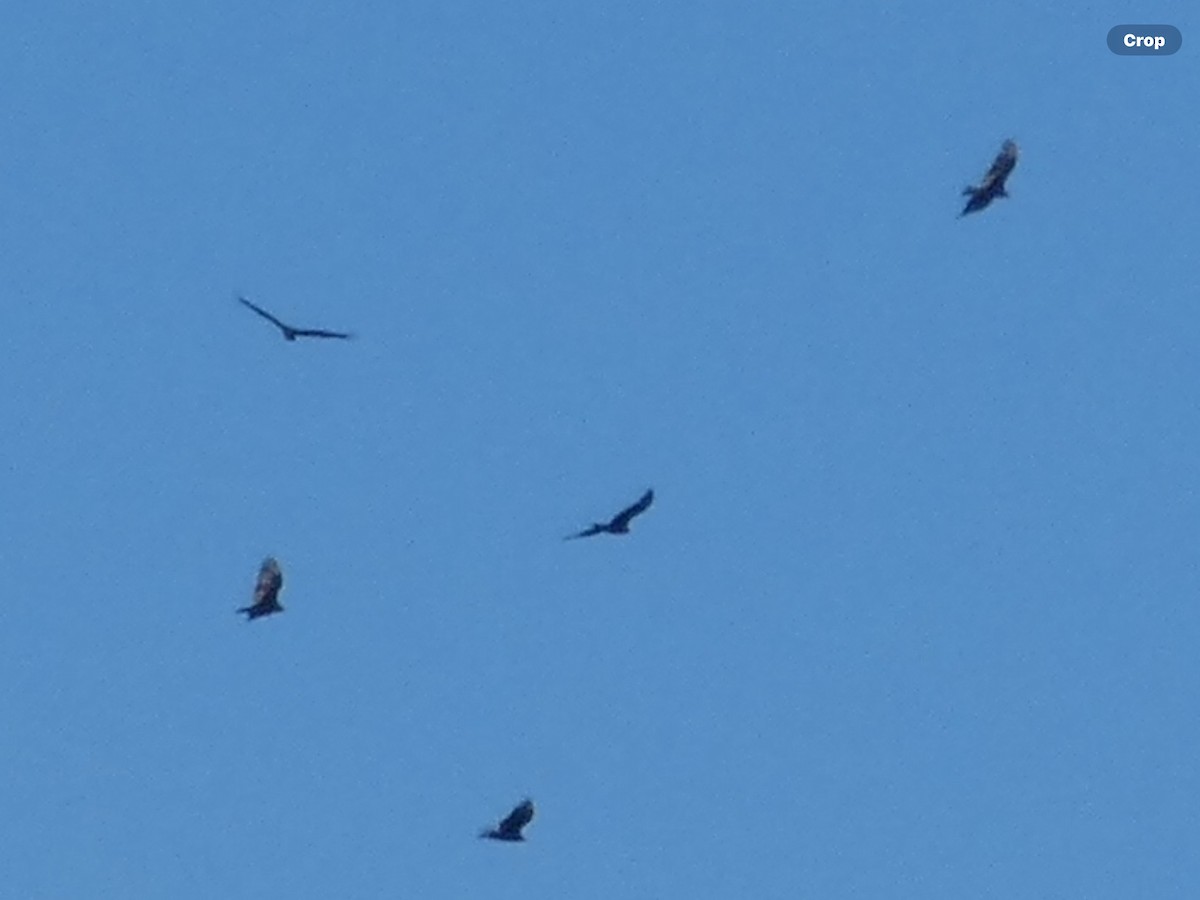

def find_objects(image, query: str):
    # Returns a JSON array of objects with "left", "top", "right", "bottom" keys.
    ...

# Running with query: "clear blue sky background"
[{"left": 0, "top": 2, "right": 1196, "bottom": 897}]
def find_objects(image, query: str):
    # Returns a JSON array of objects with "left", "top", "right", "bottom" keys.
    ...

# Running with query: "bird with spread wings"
[
  {"left": 566, "top": 488, "right": 654, "bottom": 540},
  {"left": 960, "top": 139, "right": 1019, "bottom": 217},
  {"left": 237, "top": 296, "right": 353, "bottom": 341},
  {"left": 480, "top": 798, "right": 535, "bottom": 842}
]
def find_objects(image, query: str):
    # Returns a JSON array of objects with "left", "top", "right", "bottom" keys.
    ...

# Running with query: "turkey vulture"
[
  {"left": 238, "top": 557, "right": 284, "bottom": 620},
  {"left": 566, "top": 488, "right": 654, "bottom": 540},
  {"left": 480, "top": 798, "right": 535, "bottom": 842},
  {"left": 960, "top": 139, "right": 1019, "bottom": 217},
  {"left": 237, "top": 296, "right": 353, "bottom": 341}
]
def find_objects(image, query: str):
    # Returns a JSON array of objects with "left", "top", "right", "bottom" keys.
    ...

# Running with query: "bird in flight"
[
  {"left": 566, "top": 488, "right": 654, "bottom": 540},
  {"left": 960, "top": 139, "right": 1019, "bottom": 217},
  {"left": 238, "top": 557, "right": 284, "bottom": 620},
  {"left": 237, "top": 296, "right": 353, "bottom": 341},
  {"left": 480, "top": 798, "right": 535, "bottom": 842}
]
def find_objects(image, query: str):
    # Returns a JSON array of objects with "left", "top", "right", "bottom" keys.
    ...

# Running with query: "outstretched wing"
[
  {"left": 238, "top": 296, "right": 291, "bottom": 333},
  {"left": 291, "top": 327, "right": 353, "bottom": 340},
  {"left": 565, "top": 524, "right": 607, "bottom": 540},
  {"left": 254, "top": 557, "right": 284, "bottom": 607},
  {"left": 979, "top": 139, "right": 1018, "bottom": 192},
  {"left": 497, "top": 799, "right": 534, "bottom": 838},
  {"left": 610, "top": 488, "right": 654, "bottom": 530}
]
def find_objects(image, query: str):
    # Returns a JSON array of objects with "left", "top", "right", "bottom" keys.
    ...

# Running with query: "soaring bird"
[
  {"left": 960, "top": 139, "right": 1019, "bottom": 217},
  {"left": 566, "top": 488, "right": 654, "bottom": 540},
  {"left": 237, "top": 296, "right": 353, "bottom": 341},
  {"left": 238, "top": 557, "right": 284, "bottom": 620},
  {"left": 480, "top": 798, "right": 535, "bottom": 842}
]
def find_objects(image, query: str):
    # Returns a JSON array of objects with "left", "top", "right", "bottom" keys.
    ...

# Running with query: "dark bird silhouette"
[
  {"left": 480, "top": 798, "right": 535, "bottom": 842},
  {"left": 237, "top": 296, "right": 352, "bottom": 341},
  {"left": 566, "top": 488, "right": 654, "bottom": 540},
  {"left": 960, "top": 139, "right": 1019, "bottom": 217},
  {"left": 238, "top": 557, "right": 284, "bottom": 620}
]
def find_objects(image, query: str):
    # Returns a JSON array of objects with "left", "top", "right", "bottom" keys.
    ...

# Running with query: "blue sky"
[{"left": 1, "top": 2, "right": 1197, "bottom": 897}]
